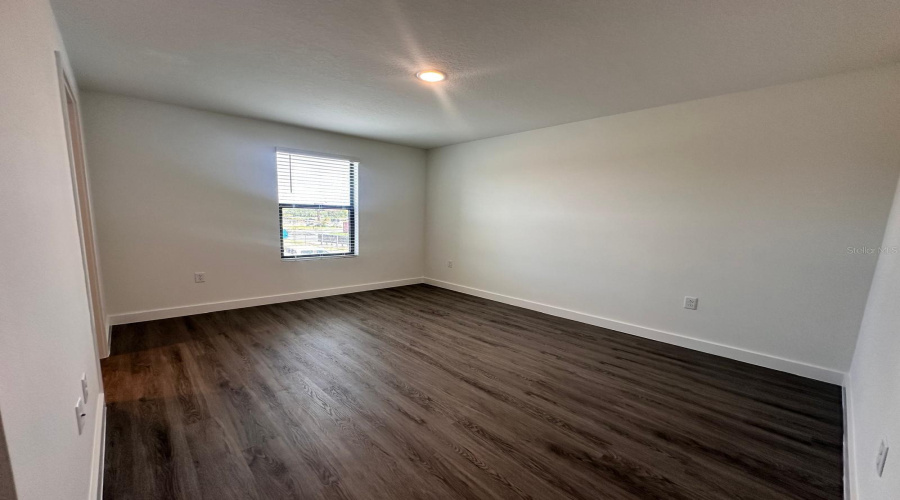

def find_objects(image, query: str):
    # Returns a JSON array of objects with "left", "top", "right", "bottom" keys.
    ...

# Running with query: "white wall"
[
  {"left": 426, "top": 64, "right": 900, "bottom": 380},
  {"left": 0, "top": 0, "right": 103, "bottom": 499},
  {"left": 81, "top": 92, "right": 426, "bottom": 320},
  {"left": 846, "top": 173, "right": 900, "bottom": 499}
]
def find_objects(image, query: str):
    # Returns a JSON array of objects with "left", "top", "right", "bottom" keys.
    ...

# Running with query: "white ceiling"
[{"left": 51, "top": 0, "right": 900, "bottom": 149}]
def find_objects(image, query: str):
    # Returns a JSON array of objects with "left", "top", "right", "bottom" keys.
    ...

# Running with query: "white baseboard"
[
  {"left": 107, "top": 278, "right": 425, "bottom": 326},
  {"left": 103, "top": 321, "right": 112, "bottom": 359},
  {"left": 106, "top": 275, "right": 844, "bottom": 385},
  {"left": 843, "top": 374, "right": 858, "bottom": 499},
  {"left": 424, "top": 278, "right": 846, "bottom": 385},
  {"left": 88, "top": 392, "right": 106, "bottom": 500}
]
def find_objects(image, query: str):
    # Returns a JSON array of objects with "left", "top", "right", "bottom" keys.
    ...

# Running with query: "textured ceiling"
[{"left": 51, "top": 0, "right": 900, "bottom": 148}]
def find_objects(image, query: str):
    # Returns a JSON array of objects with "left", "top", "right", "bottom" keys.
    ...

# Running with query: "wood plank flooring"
[{"left": 102, "top": 284, "right": 844, "bottom": 499}]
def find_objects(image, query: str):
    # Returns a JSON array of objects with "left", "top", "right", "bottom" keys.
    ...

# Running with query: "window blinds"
[{"left": 276, "top": 149, "right": 357, "bottom": 258}]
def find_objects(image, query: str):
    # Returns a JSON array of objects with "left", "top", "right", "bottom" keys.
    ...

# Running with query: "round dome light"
[{"left": 416, "top": 70, "right": 446, "bottom": 82}]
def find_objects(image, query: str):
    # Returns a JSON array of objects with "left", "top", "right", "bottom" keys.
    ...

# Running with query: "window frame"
[{"left": 276, "top": 148, "right": 359, "bottom": 261}]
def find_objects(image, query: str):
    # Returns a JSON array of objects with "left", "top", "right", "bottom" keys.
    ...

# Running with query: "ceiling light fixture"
[{"left": 416, "top": 70, "right": 446, "bottom": 82}]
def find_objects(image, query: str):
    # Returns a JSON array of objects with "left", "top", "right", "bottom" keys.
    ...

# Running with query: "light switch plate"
[{"left": 81, "top": 373, "right": 89, "bottom": 403}]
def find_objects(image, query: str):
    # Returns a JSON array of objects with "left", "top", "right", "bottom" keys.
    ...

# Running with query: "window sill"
[{"left": 281, "top": 254, "right": 358, "bottom": 262}]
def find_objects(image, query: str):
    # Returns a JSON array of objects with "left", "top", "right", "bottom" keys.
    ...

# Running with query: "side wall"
[
  {"left": 0, "top": 0, "right": 103, "bottom": 498},
  {"left": 425, "top": 64, "right": 900, "bottom": 380},
  {"left": 846, "top": 174, "right": 900, "bottom": 499},
  {"left": 81, "top": 92, "right": 427, "bottom": 322}
]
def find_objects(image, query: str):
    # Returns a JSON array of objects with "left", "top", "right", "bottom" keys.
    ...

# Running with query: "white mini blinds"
[{"left": 276, "top": 149, "right": 358, "bottom": 259}]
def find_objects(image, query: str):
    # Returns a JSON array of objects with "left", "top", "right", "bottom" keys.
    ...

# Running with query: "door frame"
[{"left": 55, "top": 52, "right": 109, "bottom": 359}]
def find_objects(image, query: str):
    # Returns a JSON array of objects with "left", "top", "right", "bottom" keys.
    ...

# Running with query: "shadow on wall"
[{"left": 0, "top": 411, "right": 16, "bottom": 500}]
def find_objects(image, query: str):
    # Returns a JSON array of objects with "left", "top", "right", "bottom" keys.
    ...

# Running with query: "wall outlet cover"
[
  {"left": 75, "top": 397, "right": 86, "bottom": 435},
  {"left": 684, "top": 296, "right": 698, "bottom": 310}
]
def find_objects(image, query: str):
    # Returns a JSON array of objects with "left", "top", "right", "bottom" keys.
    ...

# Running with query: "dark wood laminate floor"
[{"left": 102, "top": 284, "right": 843, "bottom": 500}]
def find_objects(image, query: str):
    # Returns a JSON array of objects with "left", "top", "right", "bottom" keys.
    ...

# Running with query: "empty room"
[{"left": 3, "top": 0, "right": 900, "bottom": 499}]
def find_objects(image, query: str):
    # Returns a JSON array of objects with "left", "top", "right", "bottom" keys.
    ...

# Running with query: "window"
[{"left": 277, "top": 149, "right": 357, "bottom": 259}]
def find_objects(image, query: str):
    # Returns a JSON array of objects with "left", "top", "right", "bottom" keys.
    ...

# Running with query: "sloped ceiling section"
[{"left": 51, "top": 0, "right": 900, "bottom": 148}]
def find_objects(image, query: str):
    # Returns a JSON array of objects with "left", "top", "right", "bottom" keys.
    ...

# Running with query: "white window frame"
[{"left": 276, "top": 148, "right": 359, "bottom": 260}]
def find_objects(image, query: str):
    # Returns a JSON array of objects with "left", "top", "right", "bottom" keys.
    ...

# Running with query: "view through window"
[{"left": 277, "top": 149, "right": 357, "bottom": 258}]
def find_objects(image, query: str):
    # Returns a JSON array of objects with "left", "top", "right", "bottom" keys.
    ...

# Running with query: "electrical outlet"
[
  {"left": 194, "top": 272, "right": 206, "bottom": 283},
  {"left": 447, "top": 261, "right": 453, "bottom": 269},
  {"left": 75, "top": 397, "right": 86, "bottom": 435},
  {"left": 80, "top": 373, "right": 89, "bottom": 403},
  {"left": 684, "top": 296, "right": 698, "bottom": 310},
  {"left": 876, "top": 440, "right": 889, "bottom": 477}
]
